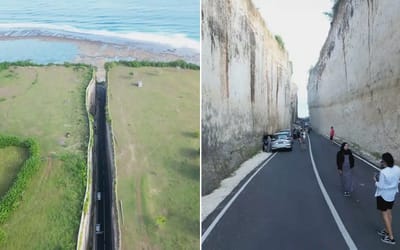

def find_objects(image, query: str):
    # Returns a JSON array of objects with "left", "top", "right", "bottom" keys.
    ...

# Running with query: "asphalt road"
[
  {"left": 95, "top": 85, "right": 113, "bottom": 250},
  {"left": 202, "top": 132, "right": 400, "bottom": 249}
]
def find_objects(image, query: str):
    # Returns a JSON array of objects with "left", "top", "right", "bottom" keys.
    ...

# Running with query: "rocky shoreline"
[{"left": 0, "top": 35, "right": 200, "bottom": 69}]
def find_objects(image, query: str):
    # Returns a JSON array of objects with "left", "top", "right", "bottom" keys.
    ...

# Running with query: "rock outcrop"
[
  {"left": 202, "top": 0, "right": 296, "bottom": 195},
  {"left": 308, "top": 0, "right": 400, "bottom": 162}
]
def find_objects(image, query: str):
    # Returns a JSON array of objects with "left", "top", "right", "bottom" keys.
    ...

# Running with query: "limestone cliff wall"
[
  {"left": 308, "top": 0, "right": 400, "bottom": 162},
  {"left": 202, "top": 0, "right": 296, "bottom": 195}
]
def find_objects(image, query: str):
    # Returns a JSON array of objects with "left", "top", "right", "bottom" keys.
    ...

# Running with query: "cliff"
[
  {"left": 202, "top": 0, "right": 296, "bottom": 195},
  {"left": 308, "top": 0, "right": 400, "bottom": 162}
]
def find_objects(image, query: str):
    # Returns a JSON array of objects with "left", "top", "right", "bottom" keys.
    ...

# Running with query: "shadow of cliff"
[
  {"left": 181, "top": 131, "right": 200, "bottom": 139},
  {"left": 180, "top": 147, "right": 200, "bottom": 159}
]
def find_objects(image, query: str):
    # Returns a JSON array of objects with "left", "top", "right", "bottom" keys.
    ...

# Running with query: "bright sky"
[{"left": 252, "top": 0, "right": 332, "bottom": 118}]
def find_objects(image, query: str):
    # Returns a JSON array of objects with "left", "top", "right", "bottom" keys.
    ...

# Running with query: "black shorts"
[
  {"left": 330, "top": 136, "right": 333, "bottom": 140},
  {"left": 376, "top": 196, "right": 394, "bottom": 211}
]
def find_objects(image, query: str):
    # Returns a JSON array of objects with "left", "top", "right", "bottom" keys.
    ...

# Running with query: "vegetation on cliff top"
[
  {"left": 274, "top": 35, "right": 285, "bottom": 50},
  {"left": 105, "top": 59, "right": 200, "bottom": 71},
  {"left": 323, "top": 0, "right": 340, "bottom": 21}
]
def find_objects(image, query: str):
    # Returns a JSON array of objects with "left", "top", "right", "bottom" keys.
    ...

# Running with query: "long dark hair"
[
  {"left": 382, "top": 152, "right": 394, "bottom": 167},
  {"left": 340, "top": 142, "right": 350, "bottom": 154}
]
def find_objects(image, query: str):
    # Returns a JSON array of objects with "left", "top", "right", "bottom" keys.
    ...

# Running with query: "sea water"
[{"left": 0, "top": 0, "right": 199, "bottom": 63}]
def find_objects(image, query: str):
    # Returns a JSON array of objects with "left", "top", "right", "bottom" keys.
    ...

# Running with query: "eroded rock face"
[
  {"left": 308, "top": 0, "right": 400, "bottom": 162},
  {"left": 202, "top": 0, "right": 296, "bottom": 195}
]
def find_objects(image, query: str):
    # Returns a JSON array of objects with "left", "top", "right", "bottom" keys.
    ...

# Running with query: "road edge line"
[
  {"left": 201, "top": 152, "right": 277, "bottom": 244},
  {"left": 307, "top": 136, "right": 358, "bottom": 250}
]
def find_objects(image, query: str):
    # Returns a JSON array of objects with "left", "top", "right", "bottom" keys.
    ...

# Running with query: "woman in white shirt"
[{"left": 374, "top": 152, "right": 400, "bottom": 245}]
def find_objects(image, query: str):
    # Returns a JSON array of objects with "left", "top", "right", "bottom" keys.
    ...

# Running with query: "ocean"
[{"left": 0, "top": 0, "right": 200, "bottom": 63}]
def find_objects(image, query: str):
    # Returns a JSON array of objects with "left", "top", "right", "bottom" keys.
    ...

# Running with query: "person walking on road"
[
  {"left": 266, "top": 135, "right": 272, "bottom": 152},
  {"left": 300, "top": 129, "right": 306, "bottom": 150},
  {"left": 375, "top": 152, "right": 400, "bottom": 245},
  {"left": 336, "top": 142, "right": 354, "bottom": 196},
  {"left": 329, "top": 126, "right": 335, "bottom": 143}
]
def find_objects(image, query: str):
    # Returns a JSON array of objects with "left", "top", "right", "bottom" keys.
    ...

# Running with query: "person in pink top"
[{"left": 329, "top": 126, "right": 335, "bottom": 142}]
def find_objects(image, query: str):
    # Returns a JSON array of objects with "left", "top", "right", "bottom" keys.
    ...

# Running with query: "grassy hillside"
[
  {"left": 0, "top": 64, "right": 91, "bottom": 249},
  {"left": 107, "top": 66, "right": 199, "bottom": 249}
]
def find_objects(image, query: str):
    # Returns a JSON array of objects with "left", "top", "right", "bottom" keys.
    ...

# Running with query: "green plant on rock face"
[
  {"left": 274, "top": 35, "right": 285, "bottom": 50},
  {"left": 323, "top": 0, "right": 340, "bottom": 21}
]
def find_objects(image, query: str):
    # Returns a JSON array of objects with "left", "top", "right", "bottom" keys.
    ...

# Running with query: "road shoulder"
[{"left": 202, "top": 151, "right": 271, "bottom": 222}]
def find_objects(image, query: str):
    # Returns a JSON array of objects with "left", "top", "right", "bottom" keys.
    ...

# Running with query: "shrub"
[
  {"left": 0, "top": 61, "right": 37, "bottom": 72},
  {"left": 274, "top": 35, "right": 285, "bottom": 50},
  {"left": 323, "top": 0, "right": 340, "bottom": 21},
  {"left": 0, "top": 135, "right": 40, "bottom": 224},
  {"left": 0, "top": 229, "right": 5, "bottom": 243},
  {"left": 155, "top": 215, "right": 167, "bottom": 226},
  {"left": 105, "top": 60, "right": 200, "bottom": 70},
  {"left": 0, "top": 61, "right": 92, "bottom": 73},
  {"left": 193, "top": 131, "right": 200, "bottom": 138}
]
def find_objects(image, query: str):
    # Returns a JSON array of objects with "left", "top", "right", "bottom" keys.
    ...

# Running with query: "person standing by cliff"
[
  {"left": 336, "top": 142, "right": 354, "bottom": 196},
  {"left": 266, "top": 135, "right": 272, "bottom": 152},
  {"left": 375, "top": 152, "right": 400, "bottom": 245},
  {"left": 329, "top": 126, "right": 335, "bottom": 143}
]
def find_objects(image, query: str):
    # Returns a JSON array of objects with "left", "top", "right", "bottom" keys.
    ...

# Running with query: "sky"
[{"left": 252, "top": 0, "right": 332, "bottom": 118}]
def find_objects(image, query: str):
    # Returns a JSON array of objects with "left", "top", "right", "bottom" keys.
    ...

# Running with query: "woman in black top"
[{"left": 336, "top": 142, "right": 355, "bottom": 196}]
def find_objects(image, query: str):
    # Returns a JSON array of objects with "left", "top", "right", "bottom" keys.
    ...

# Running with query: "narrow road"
[
  {"left": 94, "top": 84, "right": 113, "bottom": 250},
  {"left": 202, "top": 132, "right": 400, "bottom": 249}
]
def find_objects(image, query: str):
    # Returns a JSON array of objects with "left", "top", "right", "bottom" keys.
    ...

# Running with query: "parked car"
[
  {"left": 278, "top": 129, "right": 293, "bottom": 143},
  {"left": 271, "top": 132, "right": 292, "bottom": 151}
]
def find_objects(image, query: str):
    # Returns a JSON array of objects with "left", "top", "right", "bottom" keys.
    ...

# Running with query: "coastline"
[{"left": 0, "top": 35, "right": 200, "bottom": 69}]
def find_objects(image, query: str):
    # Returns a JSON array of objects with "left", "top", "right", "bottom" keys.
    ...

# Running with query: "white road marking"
[
  {"left": 202, "top": 152, "right": 272, "bottom": 221},
  {"left": 308, "top": 136, "right": 358, "bottom": 250},
  {"left": 201, "top": 152, "right": 277, "bottom": 244}
]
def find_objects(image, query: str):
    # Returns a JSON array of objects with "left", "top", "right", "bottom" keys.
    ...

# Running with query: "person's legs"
[{"left": 382, "top": 210, "right": 394, "bottom": 239}]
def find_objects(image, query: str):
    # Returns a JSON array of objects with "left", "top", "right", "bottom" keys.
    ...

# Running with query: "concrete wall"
[
  {"left": 77, "top": 75, "right": 95, "bottom": 250},
  {"left": 308, "top": 0, "right": 400, "bottom": 162},
  {"left": 202, "top": 0, "right": 296, "bottom": 195}
]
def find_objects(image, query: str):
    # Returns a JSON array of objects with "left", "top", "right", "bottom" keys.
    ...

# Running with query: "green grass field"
[
  {"left": 108, "top": 66, "right": 200, "bottom": 249},
  {"left": 0, "top": 65, "right": 90, "bottom": 249}
]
